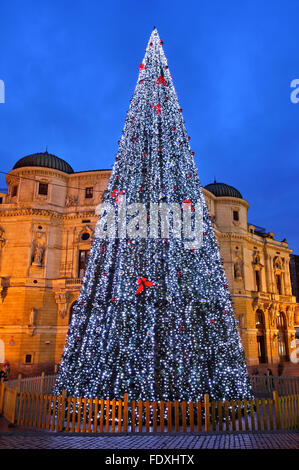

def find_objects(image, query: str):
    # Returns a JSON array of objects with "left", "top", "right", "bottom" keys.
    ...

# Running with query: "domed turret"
[
  {"left": 13, "top": 151, "right": 74, "bottom": 174},
  {"left": 204, "top": 180, "right": 243, "bottom": 199}
]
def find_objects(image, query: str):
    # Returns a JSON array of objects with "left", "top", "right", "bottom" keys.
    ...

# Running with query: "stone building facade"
[{"left": 0, "top": 152, "right": 298, "bottom": 377}]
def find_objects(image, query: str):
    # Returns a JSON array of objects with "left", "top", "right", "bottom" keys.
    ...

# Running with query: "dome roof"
[
  {"left": 204, "top": 181, "right": 243, "bottom": 199},
  {"left": 12, "top": 151, "right": 74, "bottom": 174}
]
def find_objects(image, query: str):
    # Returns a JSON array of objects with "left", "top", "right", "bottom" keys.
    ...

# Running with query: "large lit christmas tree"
[{"left": 53, "top": 28, "right": 252, "bottom": 402}]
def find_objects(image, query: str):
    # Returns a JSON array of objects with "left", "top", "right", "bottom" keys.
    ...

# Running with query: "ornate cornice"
[
  {"left": 0, "top": 207, "right": 98, "bottom": 220},
  {"left": 0, "top": 208, "right": 64, "bottom": 219},
  {"left": 216, "top": 230, "right": 292, "bottom": 252},
  {"left": 7, "top": 167, "right": 69, "bottom": 183}
]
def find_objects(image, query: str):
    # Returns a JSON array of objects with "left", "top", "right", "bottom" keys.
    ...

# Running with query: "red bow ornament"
[
  {"left": 136, "top": 277, "right": 155, "bottom": 294},
  {"left": 149, "top": 103, "right": 162, "bottom": 115},
  {"left": 139, "top": 63, "right": 146, "bottom": 71},
  {"left": 111, "top": 190, "right": 125, "bottom": 205},
  {"left": 182, "top": 199, "right": 195, "bottom": 212},
  {"left": 156, "top": 76, "right": 168, "bottom": 86}
]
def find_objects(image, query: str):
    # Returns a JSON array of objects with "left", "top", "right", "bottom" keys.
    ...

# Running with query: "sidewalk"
[{"left": 0, "top": 417, "right": 298, "bottom": 449}]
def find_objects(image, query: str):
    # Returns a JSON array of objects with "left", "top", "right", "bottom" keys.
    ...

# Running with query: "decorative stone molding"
[
  {"left": 286, "top": 305, "right": 295, "bottom": 328},
  {"left": 252, "top": 250, "right": 263, "bottom": 271},
  {"left": 26, "top": 307, "right": 38, "bottom": 336},
  {"left": 0, "top": 208, "right": 64, "bottom": 219},
  {"left": 65, "top": 194, "right": 79, "bottom": 207},
  {"left": 0, "top": 276, "right": 9, "bottom": 303},
  {"left": 8, "top": 167, "right": 69, "bottom": 182},
  {"left": 233, "top": 254, "right": 243, "bottom": 280},
  {"left": 0, "top": 227, "right": 5, "bottom": 249},
  {"left": 76, "top": 225, "right": 95, "bottom": 243},
  {"left": 54, "top": 290, "right": 71, "bottom": 319},
  {"left": 268, "top": 303, "right": 279, "bottom": 328},
  {"left": 273, "top": 255, "right": 285, "bottom": 275},
  {"left": 31, "top": 241, "right": 45, "bottom": 266},
  {"left": 30, "top": 226, "right": 47, "bottom": 267},
  {"left": 29, "top": 307, "right": 37, "bottom": 326}
]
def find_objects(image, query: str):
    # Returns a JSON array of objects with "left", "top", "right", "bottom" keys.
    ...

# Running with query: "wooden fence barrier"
[
  {"left": 4, "top": 373, "right": 299, "bottom": 399},
  {"left": 0, "top": 385, "right": 17, "bottom": 423},
  {"left": 1, "top": 380, "right": 298, "bottom": 433},
  {"left": 4, "top": 372, "right": 56, "bottom": 394}
]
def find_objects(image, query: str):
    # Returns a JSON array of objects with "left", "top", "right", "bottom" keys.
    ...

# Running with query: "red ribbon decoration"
[
  {"left": 136, "top": 277, "right": 155, "bottom": 294},
  {"left": 156, "top": 76, "right": 168, "bottom": 86},
  {"left": 149, "top": 103, "right": 162, "bottom": 115},
  {"left": 111, "top": 190, "right": 124, "bottom": 205},
  {"left": 139, "top": 63, "right": 146, "bottom": 70},
  {"left": 182, "top": 199, "right": 195, "bottom": 212}
]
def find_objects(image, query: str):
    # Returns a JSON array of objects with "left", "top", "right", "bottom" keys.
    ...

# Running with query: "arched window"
[
  {"left": 256, "top": 310, "right": 267, "bottom": 363},
  {"left": 276, "top": 312, "right": 289, "bottom": 361}
]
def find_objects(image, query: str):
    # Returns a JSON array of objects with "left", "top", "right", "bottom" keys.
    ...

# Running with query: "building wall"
[{"left": 0, "top": 165, "right": 297, "bottom": 377}]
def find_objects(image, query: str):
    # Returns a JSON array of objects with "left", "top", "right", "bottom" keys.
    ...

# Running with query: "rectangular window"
[
  {"left": 78, "top": 250, "right": 90, "bottom": 278},
  {"left": 233, "top": 210, "right": 239, "bottom": 221},
  {"left": 38, "top": 182, "right": 48, "bottom": 195},
  {"left": 255, "top": 271, "right": 261, "bottom": 291},
  {"left": 278, "top": 337, "right": 286, "bottom": 357},
  {"left": 0, "top": 197, "right": 2, "bottom": 204},
  {"left": 85, "top": 187, "right": 93, "bottom": 199},
  {"left": 25, "top": 354, "right": 32, "bottom": 364},
  {"left": 11, "top": 185, "right": 18, "bottom": 197},
  {"left": 276, "top": 274, "right": 282, "bottom": 295}
]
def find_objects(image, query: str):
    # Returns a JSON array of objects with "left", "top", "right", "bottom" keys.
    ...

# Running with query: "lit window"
[
  {"left": 85, "top": 187, "right": 93, "bottom": 199},
  {"left": 38, "top": 182, "right": 48, "bottom": 195},
  {"left": 78, "top": 250, "right": 90, "bottom": 278}
]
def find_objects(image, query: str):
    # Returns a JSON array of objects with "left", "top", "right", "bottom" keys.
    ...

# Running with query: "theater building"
[{"left": 0, "top": 151, "right": 298, "bottom": 377}]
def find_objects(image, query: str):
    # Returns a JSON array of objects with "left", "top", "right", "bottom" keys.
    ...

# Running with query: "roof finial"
[
  {"left": 45, "top": 146, "right": 48, "bottom": 154},
  {"left": 214, "top": 176, "right": 217, "bottom": 183}
]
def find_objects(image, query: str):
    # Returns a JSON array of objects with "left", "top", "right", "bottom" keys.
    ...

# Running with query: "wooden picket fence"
[
  {"left": 4, "top": 372, "right": 56, "bottom": 394},
  {"left": 1, "top": 381, "right": 298, "bottom": 433},
  {"left": 0, "top": 385, "right": 18, "bottom": 423}
]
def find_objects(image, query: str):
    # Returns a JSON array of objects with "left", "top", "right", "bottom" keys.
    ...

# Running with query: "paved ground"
[
  {"left": 0, "top": 415, "right": 298, "bottom": 450},
  {"left": 0, "top": 428, "right": 298, "bottom": 449}
]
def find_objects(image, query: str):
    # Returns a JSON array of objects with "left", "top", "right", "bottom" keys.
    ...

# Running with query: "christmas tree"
[{"left": 53, "top": 28, "right": 252, "bottom": 402}]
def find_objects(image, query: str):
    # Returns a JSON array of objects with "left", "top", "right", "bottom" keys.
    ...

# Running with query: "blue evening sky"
[{"left": 0, "top": 0, "right": 299, "bottom": 252}]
